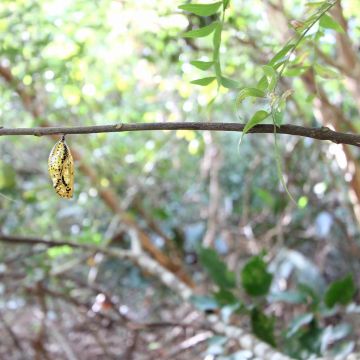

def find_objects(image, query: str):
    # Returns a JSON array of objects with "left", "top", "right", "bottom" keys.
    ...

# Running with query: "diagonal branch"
[{"left": 1, "top": 122, "right": 360, "bottom": 147}]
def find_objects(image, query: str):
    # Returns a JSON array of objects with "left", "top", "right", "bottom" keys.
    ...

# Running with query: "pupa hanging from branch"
[{"left": 48, "top": 135, "right": 74, "bottom": 199}]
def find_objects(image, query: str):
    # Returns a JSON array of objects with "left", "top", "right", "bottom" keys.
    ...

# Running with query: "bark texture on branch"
[{"left": 1, "top": 122, "right": 360, "bottom": 147}]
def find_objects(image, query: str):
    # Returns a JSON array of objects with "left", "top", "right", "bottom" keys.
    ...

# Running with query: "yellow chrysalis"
[{"left": 48, "top": 135, "right": 74, "bottom": 199}]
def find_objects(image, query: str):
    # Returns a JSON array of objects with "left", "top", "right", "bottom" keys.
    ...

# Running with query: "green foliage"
[
  {"left": 47, "top": 245, "right": 73, "bottom": 258},
  {"left": 241, "top": 255, "right": 273, "bottom": 296},
  {"left": 262, "top": 65, "right": 277, "bottom": 92},
  {"left": 214, "top": 289, "right": 238, "bottom": 305},
  {"left": 268, "top": 44, "right": 294, "bottom": 67},
  {"left": 236, "top": 88, "right": 266, "bottom": 105},
  {"left": 199, "top": 247, "right": 236, "bottom": 289},
  {"left": 242, "top": 110, "right": 270, "bottom": 134},
  {"left": 251, "top": 308, "right": 276, "bottom": 347},
  {"left": 313, "top": 64, "right": 341, "bottom": 79},
  {"left": 183, "top": 22, "right": 219, "bottom": 38},
  {"left": 179, "top": 2, "right": 222, "bottom": 17},
  {"left": 319, "top": 14, "right": 345, "bottom": 33},
  {"left": 0, "top": 161, "right": 16, "bottom": 190},
  {"left": 324, "top": 275, "right": 356, "bottom": 308},
  {"left": 191, "top": 76, "right": 216, "bottom": 86},
  {"left": 222, "top": 0, "right": 230, "bottom": 10},
  {"left": 180, "top": 0, "right": 231, "bottom": 90},
  {"left": 1, "top": 0, "right": 359, "bottom": 357},
  {"left": 190, "top": 60, "right": 214, "bottom": 70},
  {"left": 220, "top": 76, "right": 240, "bottom": 89}
]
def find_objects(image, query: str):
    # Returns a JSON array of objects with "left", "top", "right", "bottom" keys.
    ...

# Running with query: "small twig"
[{"left": 0, "top": 234, "right": 134, "bottom": 260}]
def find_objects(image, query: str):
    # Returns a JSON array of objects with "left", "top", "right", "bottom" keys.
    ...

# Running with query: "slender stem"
[{"left": 278, "top": 1, "right": 337, "bottom": 78}]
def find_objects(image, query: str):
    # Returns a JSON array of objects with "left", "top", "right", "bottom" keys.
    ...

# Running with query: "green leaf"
[
  {"left": 313, "top": 64, "right": 341, "bottom": 79},
  {"left": 324, "top": 274, "right": 356, "bottom": 308},
  {"left": 237, "top": 87, "right": 266, "bottom": 105},
  {"left": 191, "top": 76, "right": 216, "bottom": 86},
  {"left": 0, "top": 162, "right": 16, "bottom": 190},
  {"left": 47, "top": 245, "right": 73, "bottom": 258},
  {"left": 199, "top": 247, "right": 236, "bottom": 289},
  {"left": 243, "top": 110, "right": 270, "bottom": 134},
  {"left": 179, "top": 2, "right": 222, "bottom": 17},
  {"left": 190, "top": 60, "right": 214, "bottom": 71},
  {"left": 183, "top": 22, "right": 218, "bottom": 38},
  {"left": 214, "top": 289, "right": 238, "bottom": 305},
  {"left": 286, "top": 313, "right": 314, "bottom": 338},
  {"left": 283, "top": 65, "right": 310, "bottom": 77},
  {"left": 257, "top": 75, "right": 268, "bottom": 91},
  {"left": 273, "top": 108, "right": 284, "bottom": 126},
  {"left": 241, "top": 255, "right": 273, "bottom": 296},
  {"left": 305, "top": 1, "right": 327, "bottom": 8},
  {"left": 262, "top": 65, "right": 277, "bottom": 92},
  {"left": 222, "top": 0, "right": 230, "bottom": 9},
  {"left": 220, "top": 76, "right": 240, "bottom": 89},
  {"left": 255, "top": 188, "right": 275, "bottom": 207},
  {"left": 251, "top": 308, "right": 276, "bottom": 346},
  {"left": 268, "top": 44, "right": 294, "bottom": 66},
  {"left": 319, "top": 14, "right": 345, "bottom": 33},
  {"left": 212, "top": 22, "right": 222, "bottom": 82},
  {"left": 213, "top": 22, "right": 222, "bottom": 60}
]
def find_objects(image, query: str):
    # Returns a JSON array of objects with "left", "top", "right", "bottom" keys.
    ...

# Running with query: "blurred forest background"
[{"left": 0, "top": 0, "right": 360, "bottom": 359}]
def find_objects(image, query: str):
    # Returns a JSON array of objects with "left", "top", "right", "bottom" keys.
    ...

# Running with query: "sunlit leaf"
[
  {"left": 190, "top": 76, "right": 216, "bottom": 86},
  {"left": 305, "top": 1, "right": 326, "bottom": 8},
  {"left": 190, "top": 60, "right": 214, "bottom": 70},
  {"left": 262, "top": 65, "right": 277, "bottom": 92},
  {"left": 319, "top": 14, "right": 345, "bottom": 33},
  {"left": 0, "top": 162, "right": 16, "bottom": 190},
  {"left": 243, "top": 110, "right": 270, "bottom": 134},
  {"left": 183, "top": 22, "right": 218, "bottom": 38},
  {"left": 222, "top": 0, "right": 230, "bottom": 9},
  {"left": 221, "top": 76, "right": 240, "bottom": 89},
  {"left": 213, "top": 22, "right": 222, "bottom": 61},
  {"left": 237, "top": 87, "right": 266, "bottom": 105},
  {"left": 268, "top": 44, "right": 294, "bottom": 66},
  {"left": 47, "top": 245, "right": 73, "bottom": 258},
  {"left": 257, "top": 75, "right": 268, "bottom": 91},
  {"left": 179, "top": 2, "right": 222, "bottom": 16},
  {"left": 313, "top": 64, "right": 341, "bottom": 79},
  {"left": 283, "top": 65, "right": 310, "bottom": 77}
]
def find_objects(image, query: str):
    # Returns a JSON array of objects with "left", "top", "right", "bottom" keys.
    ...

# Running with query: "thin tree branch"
[
  {"left": 1, "top": 122, "right": 360, "bottom": 147},
  {"left": 0, "top": 63, "right": 195, "bottom": 288},
  {"left": 0, "top": 234, "right": 134, "bottom": 260}
]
